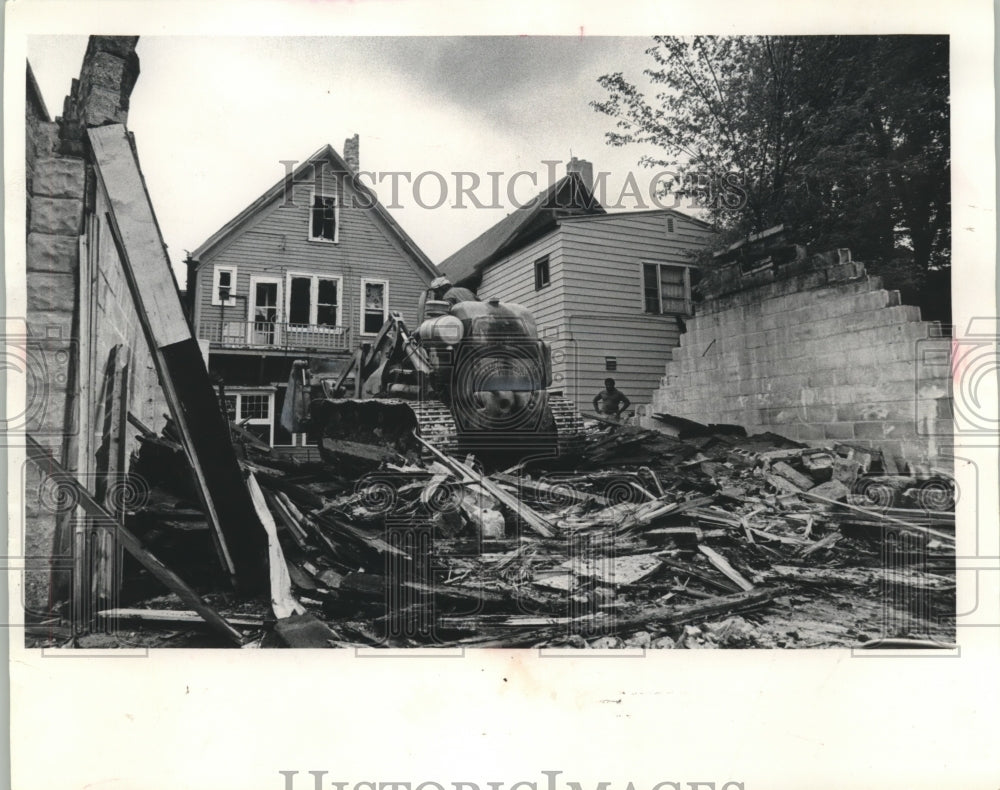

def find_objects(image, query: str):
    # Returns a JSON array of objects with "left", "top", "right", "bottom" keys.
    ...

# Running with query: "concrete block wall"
[{"left": 640, "top": 255, "right": 954, "bottom": 469}]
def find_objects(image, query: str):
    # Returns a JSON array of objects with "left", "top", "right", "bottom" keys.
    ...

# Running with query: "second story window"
[
  {"left": 212, "top": 265, "right": 238, "bottom": 306},
  {"left": 642, "top": 262, "right": 693, "bottom": 315},
  {"left": 361, "top": 279, "right": 388, "bottom": 334},
  {"left": 310, "top": 192, "right": 339, "bottom": 243},
  {"left": 287, "top": 274, "right": 342, "bottom": 328},
  {"left": 534, "top": 255, "right": 550, "bottom": 290}
]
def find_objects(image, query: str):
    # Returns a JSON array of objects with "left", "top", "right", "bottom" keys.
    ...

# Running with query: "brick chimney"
[
  {"left": 566, "top": 156, "right": 593, "bottom": 192},
  {"left": 343, "top": 134, "right": 359, "bottom": 173}
]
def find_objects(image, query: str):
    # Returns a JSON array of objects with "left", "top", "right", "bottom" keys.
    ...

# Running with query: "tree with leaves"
[{"left": 593, "top": 36, "right": 950, "bottom": 319}]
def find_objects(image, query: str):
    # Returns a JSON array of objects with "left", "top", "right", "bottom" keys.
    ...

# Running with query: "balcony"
[{"left": 198, "top": 320, "right": 352, "bottom": 353}]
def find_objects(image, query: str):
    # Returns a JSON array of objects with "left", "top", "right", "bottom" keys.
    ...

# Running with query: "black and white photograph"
[{"left": 5, "top": 2, "right": 998, "bottom": 789}]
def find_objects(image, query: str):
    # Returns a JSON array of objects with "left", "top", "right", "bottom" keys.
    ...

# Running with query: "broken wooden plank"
[
  {"left": 800, "top": 532, "right": 842, "bottom": 557},
  {"left": 799, "top": 490, "right": 955, "bottom": 543},
  {"left": 413, "top": 433, "right": 555, "bottom": 537},
  {"left": 273, "top": 612, "right": 339, "bottom": 648},
  {"left": 771, "top": 461, "right": 814, "bottom": 491},
  {"left": 247, "top": 473, "right": 306, "bottom": 620},
  {"left": 126, "top": 411, "right": 157, "bottom": 437},
  {"left": 97, "top": 609, "right": 264, "bottom": 628},
  {"left": 760, "top": 565, "right": 955, "bottom": 592},
  {"left": 26, "top": 434, "right": 245, "bottom": 646},
  {"left": 808, "top": 479, "right": 851, "bottom": 501},
  {"left": 492, "top": 472, "right": 610, "bottom": 506},
  {"left": 89, "top": 124, "right": 268, "bottom": 593},
  {"left": 560, "top": 554, "right": 664, "bottom": 586},
  {"left": 267, "top": 491, "right": 310, "bottom": 549},
  {"left": 625, "top": 586, "right": 789, "bottom": 629},
  {"left": 697, "top": 545, "right": 754, "bottom": 591}
]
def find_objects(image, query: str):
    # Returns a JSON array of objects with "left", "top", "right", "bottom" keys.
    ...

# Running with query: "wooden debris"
[
  {"left": 799, "top": 490, "right": 955, "bottom": 543},
  {"left": 26, "top": 434, "right": 246, "bottom": 646},
  {"left": 697, "top": 545, "right": 754, "bottom": 591},
  {"left": 771, "top": 461, "right": 814, "bottom": 491},
  {"left": 247, "top": 472, "right": 306, "bottom": 620},
  {"left": 98, "top": 609, "right": 264, "bottom": 629},
  {"left": 99, "top": 385, "right": 956, "bottom": 650}
]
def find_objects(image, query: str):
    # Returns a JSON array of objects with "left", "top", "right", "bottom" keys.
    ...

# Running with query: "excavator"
[{"left": 280, "top": 282, "right": 585, "bottom": 465}]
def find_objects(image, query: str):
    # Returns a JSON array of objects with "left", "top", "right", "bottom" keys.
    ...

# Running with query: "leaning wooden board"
[{"left": 88, "top": 124, "right": 268, "bottom": 593}]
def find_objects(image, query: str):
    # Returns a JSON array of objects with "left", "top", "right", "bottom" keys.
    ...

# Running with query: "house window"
[
  {"left": 310, "top": 192, "right": 339, "bottom": 243},
  {"left": 642, "top": 263, "right": 692, "bottom": 315},
  {"left": 666, "top": 216, "right": 676, "bottom": 234},
  {"left": 361, "top": 279, "right": 388, "bottom": 334},
  {"left": 317, "top": 279, "right": 339, "bottom": 326},
  {"left": 222, "top": 390, "right": 274, "bottom": 445},
  {"left": 287, "top": 273, "right": 341, "bottom": 327},
  {"left": 534, "top": 256, "right": 551, "bottom": 290},
  {"left": 605, "top": 356, "right": 617, "bottom": 371},
  {"left": 211, "top": 265, "right": 238, "bottom": 306}
]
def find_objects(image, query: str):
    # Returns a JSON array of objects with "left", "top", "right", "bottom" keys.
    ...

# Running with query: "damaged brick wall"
[
  {"left": 24, "top": 37, "right": 168, "bottom": 618},
  {"left": 639, "top": 251, "right": 954, "bottom": 471}
]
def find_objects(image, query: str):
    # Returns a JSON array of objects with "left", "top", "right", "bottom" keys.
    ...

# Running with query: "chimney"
[
  {"left": 566, "top": 156, "right": 593, "bottom": 192},
  {"left": 343, "top": 134, "right": 360, "bottom": 173}
]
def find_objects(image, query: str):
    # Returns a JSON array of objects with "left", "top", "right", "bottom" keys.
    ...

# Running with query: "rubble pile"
[{"left": 34, "top": 416, "right": 956, "bottom": 649}]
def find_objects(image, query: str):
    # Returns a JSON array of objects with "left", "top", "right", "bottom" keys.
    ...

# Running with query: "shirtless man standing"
[{"left": 592, "top": 378, "right": 631, "bottom": 422}]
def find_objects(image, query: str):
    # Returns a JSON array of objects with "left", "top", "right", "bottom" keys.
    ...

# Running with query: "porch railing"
[{"left": 197, "top": 320, "right": 352, "bottom": 352}]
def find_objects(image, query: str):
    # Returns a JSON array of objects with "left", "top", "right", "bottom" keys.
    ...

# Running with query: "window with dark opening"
[
  {"left": 666, "top": 216, "right": 675, "bottom": 233},
  {"left": 363, "top": 281, "right": 387, "bottom": 334},
  {"left": 212, "top": 265, "right": 238, "bottom": 306},
  {"left": 605, "top": 357, "right": 617, "bottom": 371},
  {"left": 310, "top": 194, "right": 338, "bottom": 242},
  {"left": 642, "top": 263, "right": 692, "bottom": 315},
  {"left": 289, "top": 277, "right": 311, "bottom": 325},
  {"left": 317, "top": 279, "right": 339, "bottom": 327},
  {"left": 534, "top": 256, "right": 550, "bottom": 290}
]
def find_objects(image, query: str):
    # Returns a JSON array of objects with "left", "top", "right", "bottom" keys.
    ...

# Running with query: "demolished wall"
[
  {"left": 639, "top": 251, "right": 953, "bottom": 470},
  {"left": 24, "top": 37, "right": 169, "bottom": 617}
]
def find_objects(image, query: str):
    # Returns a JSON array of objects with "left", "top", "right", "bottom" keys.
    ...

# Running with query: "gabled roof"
[
  {"left": 438, "top": 172, "right": 605, "bottom": 286},
  {"left": 190, "top": 144, "right": 438, "bottom": 279}
]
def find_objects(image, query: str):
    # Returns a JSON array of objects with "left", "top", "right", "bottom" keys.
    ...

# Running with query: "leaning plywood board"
[{"left": 87, "top": 124, "right": 267, "bottom": 593}]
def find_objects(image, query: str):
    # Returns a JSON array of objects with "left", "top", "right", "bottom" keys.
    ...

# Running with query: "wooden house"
[
  {"left": 438, "top": 161, "right": 716, "bottom": 416},
  {"left": 185, "top": 138, "right": 437, "bottom": 450}
]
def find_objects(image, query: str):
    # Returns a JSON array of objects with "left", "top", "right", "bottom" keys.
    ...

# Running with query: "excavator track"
[
  {"left": 549, "top": 395, "right": 587, "bottom": 461},
  {"left": 411, "top": 400, "right": 460, "bottom": 458}
]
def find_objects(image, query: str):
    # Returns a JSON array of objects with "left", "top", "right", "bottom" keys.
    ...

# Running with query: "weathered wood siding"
[
  {"left": 193, "top": 164, "right": 433, "bottom": 338},
  {"left": 557, "top": 211, "right": 716, "bottom": 413}
]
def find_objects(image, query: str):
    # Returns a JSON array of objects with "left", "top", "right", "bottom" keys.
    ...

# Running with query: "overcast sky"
[{"left": 28, "top": 35, "right": 675, "bottom": 279}]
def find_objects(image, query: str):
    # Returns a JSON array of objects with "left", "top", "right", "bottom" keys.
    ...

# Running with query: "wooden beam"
[
  {"left": 798, "top": 490, "right": 955, "bottom": 543},
  {"left": 88, "top": 124, "right": 268, "bottom": 593},
  {"left": 98, "top": 609, "right": 264, "bottom": 628},
  {"left": 413, "top": 433, "right": 556, "bottom": 537},
  {"left": 697, "top": 545, "right": 754, "bottom": 591},
  {"left": 26, "top": 435, "right": 245, "bottom": 646},
  {"left": 246, "top": 473, "right": 306, "bottom": 620}
]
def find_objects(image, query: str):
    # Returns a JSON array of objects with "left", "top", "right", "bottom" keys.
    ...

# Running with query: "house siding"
[
  {"left": 189, "top": 159, "right": 434, "bottom": 453},
  {"left": 557, "top": 211, "right": 715, "bottom": 413},
  {"left": 194, "top": 168, "right": 432, "bottom": 339}
]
